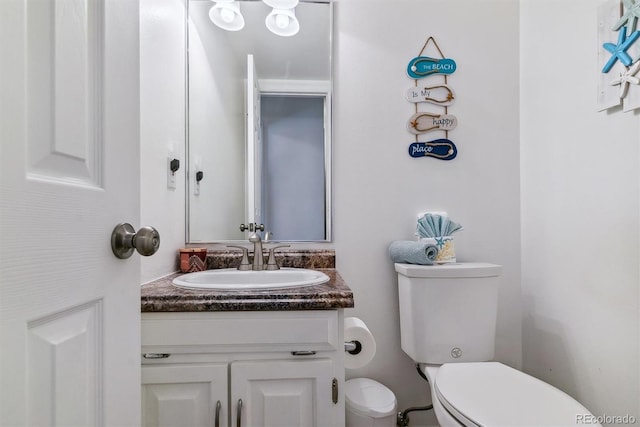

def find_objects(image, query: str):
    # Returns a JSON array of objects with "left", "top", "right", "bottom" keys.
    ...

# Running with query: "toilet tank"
[{"left": 395, "top": 262, "right": 502, "bottom": 364}]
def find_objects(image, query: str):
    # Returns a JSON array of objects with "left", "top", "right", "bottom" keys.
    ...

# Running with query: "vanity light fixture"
[
  {"left": 263, "top": 0, "right": 300, "bottom": 36},
  {"left": 209, "top": 0, "right": 245, "bottom": 32}
]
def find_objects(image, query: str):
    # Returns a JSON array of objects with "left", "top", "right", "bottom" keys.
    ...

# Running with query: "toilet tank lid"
[
  {"left": 435, "top": 362, "right": 597, "bottom": 427},
  {"left": 345, "top": 378, "right": 397, "bottom": 418},
  {"left": 395, "top": 262, "right": 502, "bottom": 278}
]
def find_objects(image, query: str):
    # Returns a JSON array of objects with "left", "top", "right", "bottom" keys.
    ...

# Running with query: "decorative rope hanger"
[
  {"left": 413, "top": 36, "right": 450, "bottom": 141},
  {"left": 404, "top": 36, "right": 458, "bottom": 161}
]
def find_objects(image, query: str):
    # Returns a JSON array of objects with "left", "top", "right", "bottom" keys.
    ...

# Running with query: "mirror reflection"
[{"left": 187, "top": 0, "right": 332, "bottom": 243}]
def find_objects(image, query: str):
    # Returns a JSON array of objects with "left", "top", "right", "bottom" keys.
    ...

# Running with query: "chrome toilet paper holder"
[
  {"left": 292, "top": 342, "right": 362, "bottom": 357},
  {"left": 344, "top": 340, "right": 362, "bottom": 355}
]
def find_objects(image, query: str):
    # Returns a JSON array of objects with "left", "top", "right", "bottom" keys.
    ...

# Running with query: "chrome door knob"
[
  {"left": 239, "top": 222, "right": 265, "bottom": 232},
  {"left": 111, "top": 223, "right": 160, "bottom": 259}
]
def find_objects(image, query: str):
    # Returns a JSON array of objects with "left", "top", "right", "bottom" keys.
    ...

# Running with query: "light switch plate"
[{"left": 167, "top": 157, "right": 177, "bottom": 189}]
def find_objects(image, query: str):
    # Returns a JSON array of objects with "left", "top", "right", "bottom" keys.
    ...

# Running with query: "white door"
[
  {"left": 0, "top": 0, "right": 142, "bottom": 425},
  {"left": 142, "top": 364, "right": 228, "bottom": 427},
  {"left": 231, "top": 359, "right": 335, "bottom": 427},
  {"left": 246, "top": 54, "right": 263, "bottom": 233}
]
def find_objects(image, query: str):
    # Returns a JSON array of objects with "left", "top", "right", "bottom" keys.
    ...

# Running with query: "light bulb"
[
  {"left": 265, "top": 7, "right": 298, "bottom": 36},
  {"left": 220, "top": 8, "right": 235, "bottom": 23},
  {"left": 275, "top": 13, "right": 289, "bottom": 29}
]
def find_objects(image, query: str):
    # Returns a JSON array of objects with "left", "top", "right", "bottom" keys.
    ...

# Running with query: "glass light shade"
[
  {"left": 263, "top": 0, "right": 299, "bottom": 9},
  {"left": 209, "top": 1, "right": 245, "bottom": 31},
  {"left": 265, "top": 8, "right": 299, "bottom": 36}
]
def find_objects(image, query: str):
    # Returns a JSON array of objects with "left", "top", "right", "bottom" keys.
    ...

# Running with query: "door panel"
[
  {"left": 26, "top": 0, "right": 103, "bottom": 186},
  {"left": 0, "top": 0, "right": 141, "bottom": 425},
  {"left": 231, "top": 359, "right": 333, "bottom": 427},
  {"left": 261, "top": 95, "right": 326, "bottom": 241},
  {"left": 27, "top": 300, "right": 103, "bottom": 426},
  {"left": 142, "top": 364, "right": 228, "bottom": 427}
]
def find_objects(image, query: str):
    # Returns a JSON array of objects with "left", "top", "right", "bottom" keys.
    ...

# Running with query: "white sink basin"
[{"left": 172, "top": 268, "right": 330, "bottom": 290}]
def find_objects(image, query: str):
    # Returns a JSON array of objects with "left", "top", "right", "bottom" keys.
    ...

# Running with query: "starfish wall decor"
[
  {"left": 610, "top": 60, "right": 640, "bottom": 98},
  {"left": 601, "top": 0, "right": 640, "bottom": 108},
  {"left": 613, "top": 0, "right": 640, "bottom": 32},
  {"left": 602, "top": 27, "right": 640, "bottom": 72}
]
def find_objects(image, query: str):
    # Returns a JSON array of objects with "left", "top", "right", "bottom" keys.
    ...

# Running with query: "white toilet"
[
  {"left": 345, "top": 377, "right": 397, "bottom": 426},
  {"left": 395, "top": 262, "right": 601, "bottom": 427}
]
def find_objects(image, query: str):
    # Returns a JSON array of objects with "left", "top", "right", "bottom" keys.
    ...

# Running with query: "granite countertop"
[{"left": 141, "top": 268, "right": 354, "bottom": 312}]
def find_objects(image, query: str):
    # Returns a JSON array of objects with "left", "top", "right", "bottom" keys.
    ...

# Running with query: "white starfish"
[{"left": 611, "top": 61, "right": 640, "bottom": 98}]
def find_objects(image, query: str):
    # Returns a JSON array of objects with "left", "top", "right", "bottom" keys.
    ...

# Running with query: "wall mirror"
[{"left": 186, "top": 0, "right": 332, "bottom": 243}]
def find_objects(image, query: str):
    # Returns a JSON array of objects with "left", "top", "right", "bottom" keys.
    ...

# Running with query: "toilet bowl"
[
  {"left": 395, "top": 262, "right": 601, "bottom": 427},
  {"left": 345, "top": 378, "right": 397, "bottom": 427},
  {"left": 422, "top": 362, "right": 598, "bottom": 427}
]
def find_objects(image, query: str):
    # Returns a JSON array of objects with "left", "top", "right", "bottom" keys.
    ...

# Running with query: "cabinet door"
[
  {"left": 231, "top": 359, "right": 335, "bottom": 427},
  {"left": 142, "top": 363, "right": 228, "bottom": 427}
]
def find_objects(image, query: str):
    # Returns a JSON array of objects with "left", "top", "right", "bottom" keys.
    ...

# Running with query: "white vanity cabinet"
[
  {"left": 142, "top": 363, "right": 228, "bottom": 426},
  {"left": 141, "top": 310, "right": 345, "bottom": 427}
]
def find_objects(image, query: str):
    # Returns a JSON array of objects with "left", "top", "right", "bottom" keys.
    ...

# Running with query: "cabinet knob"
[
  {"left": 291, "top": 350, "right": 316, "bottom": 356},
  {"left": 142, "top": 353, "right": 170, "bottom": 359},
  {"left": 236, "top": 399, "right": 243, "bottom": 427},
  {"left": 215, "top": 400, "right": 221, "bottom": 427}
]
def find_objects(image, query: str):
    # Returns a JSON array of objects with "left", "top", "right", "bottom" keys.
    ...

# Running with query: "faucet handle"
[
  {"left": 265, "top": 245, "right": 290, "bottom": 270},
  {"left": 226, "top": 245, "right": 251, "bottom": 271}
]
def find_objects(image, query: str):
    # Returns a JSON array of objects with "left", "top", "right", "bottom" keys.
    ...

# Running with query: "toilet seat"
[{"left": 434, "top": 362, "right": 595, "bottom": 426}]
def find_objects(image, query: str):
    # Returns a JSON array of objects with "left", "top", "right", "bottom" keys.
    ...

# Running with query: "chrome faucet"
[
  {"left": 230, "top": 232, "right": 289, "bottom": 271},
  {"left": 248, "top": 232, "right": 264, "bottom": 270}
]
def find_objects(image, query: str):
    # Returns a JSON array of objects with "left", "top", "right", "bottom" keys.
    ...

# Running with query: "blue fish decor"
[
  {"left": 407, "top": 56, "right": 457, "bottom": 79},
  {"left": 408, "top": 139, "right": 457, "bottom": 161}
]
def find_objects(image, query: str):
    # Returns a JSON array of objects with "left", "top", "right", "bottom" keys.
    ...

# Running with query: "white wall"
[
  {"left": 333, "top": 1, "right": 521, "bottom": 425},
  {"left": 520, "top": 0, "right": 640, "bottom": 423},
  {"left": 140, "top": 0, "right": 187, "bottom": 282}
]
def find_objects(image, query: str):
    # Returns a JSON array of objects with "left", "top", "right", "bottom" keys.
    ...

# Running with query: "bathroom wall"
[
  {"left": 520, "top": 0, "right": 640, "bottom": 423},
  {"left": 140, "top": 0, "right": 187, "bottom": 282},
  {"left": 332, "top": 1, "right": 521, "bottom": 425}
]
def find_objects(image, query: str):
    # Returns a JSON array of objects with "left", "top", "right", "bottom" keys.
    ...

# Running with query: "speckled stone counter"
[
  {"left": 141, "top": 268, "right": 353, "bottom": 312},
  {"left": 204, "top": 249, "right": 336, "bottom": 270}
]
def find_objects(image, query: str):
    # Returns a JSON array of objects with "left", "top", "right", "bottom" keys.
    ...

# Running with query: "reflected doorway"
[{"left": 260, "top": 95, "right": 326, "bottom": 241}]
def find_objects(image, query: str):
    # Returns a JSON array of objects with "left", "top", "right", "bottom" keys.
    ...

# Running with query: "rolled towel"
[{"left": 389, "top": 240, "right": 439, "bottom": 265}]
